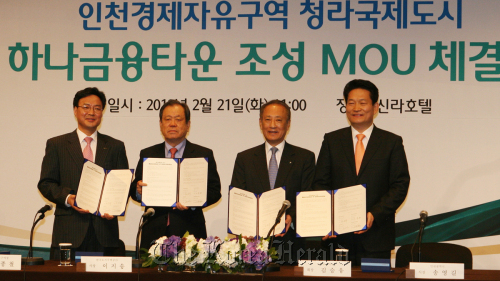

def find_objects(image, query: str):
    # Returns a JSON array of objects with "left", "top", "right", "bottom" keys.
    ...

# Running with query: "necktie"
[
  {"left": 83, "top": 137, "right": 93, "bottom": 162},
  {"left": 355, "top": 134, "right": 365, "bottom": 175},
  {"left": 269, "top": 147, "right": 278, "bottom": 189},
  {"left": 170, "top": 147, "right": 177, "bottom": 158},
  {"left": 167, "top": 147, "right": 177, "bottom": 227}
]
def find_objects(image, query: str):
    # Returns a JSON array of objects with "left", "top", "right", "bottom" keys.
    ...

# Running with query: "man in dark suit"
[
  {"left": 130, "top": 100, "right": 221, "bottom": 249},
  {"left": 231, "top": 100, "right": 315, "bottom": 265},
  {"left": 38, "top": 87, "right": 129, "bottom": 260},
  {"left": 313, "top": 79, "right": 410, "bottom": 265}
]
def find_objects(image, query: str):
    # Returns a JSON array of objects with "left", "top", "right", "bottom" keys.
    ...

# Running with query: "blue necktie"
[{"left": 269, "top": 147, "right": 278, "bottom": 189}]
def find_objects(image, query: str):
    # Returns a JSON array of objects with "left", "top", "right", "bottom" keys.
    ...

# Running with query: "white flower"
[
  {"left": 193, "top": 240, "right": 209, "bottom": 264},
  {"left": 183, "top": 235, "right": 198, "bottom": 261},
  {"left": 174, "top": 251, "right": 187, "bottom": 265},
  {"left": 216, "top": 240, "right": 240, "bottom": 268},
  {"left": 257, "top": 239, "right": 269, "bottom": 251},
  {"left": 148, "top": 236, "right": 167, "bottom": 257}
]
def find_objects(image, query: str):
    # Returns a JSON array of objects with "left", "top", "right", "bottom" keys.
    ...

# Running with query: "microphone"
[
  {"left": 419, "top": 210, "right": 428, "bottom": 226},
  {"left": 142, "top": 208, "right": 155, "bottom": 218},
  {"left": 37, "top": 204, "right": 53, "bottom": 214},
  {"left": 275, "top": 200, "right": 291, "bottom": 222},
  {"left": 266, "top": 200, "right": 291, "bottom": 239}
]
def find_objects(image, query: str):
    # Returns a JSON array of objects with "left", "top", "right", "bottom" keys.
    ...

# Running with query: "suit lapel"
[
  {"left": 341, "top": 128, "right": 357, "bottom": 175},
  {"left": 95, "top": 132, "right": 109, "bottom": 166},
  {"left": 182, "top": 140, "right": 195, "bottom": 158},
  {"left": 275, "top": 142, "right": 293, "bottom": 189},
  {"left": 358, "top": 126, "right": 382, "bottom": 176},
  {"left": 66, "top": 130, "right": 85, "bottom": 169},
  {"left": 254, "top": 144, "right": 271, "bottom": 192}
]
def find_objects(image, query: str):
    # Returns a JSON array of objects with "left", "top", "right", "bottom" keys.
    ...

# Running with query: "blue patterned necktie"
[{"left": 269, "top": 147, "right": 278, "bottom": 189}]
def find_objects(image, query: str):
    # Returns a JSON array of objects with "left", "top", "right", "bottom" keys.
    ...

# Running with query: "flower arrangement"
[{"left": 141, "top": 232, "right": 277, "bottom": 273}]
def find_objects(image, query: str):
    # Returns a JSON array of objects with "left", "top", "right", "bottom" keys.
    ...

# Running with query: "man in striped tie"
[
  {"left": 38, "top": 87, "right": 129, "bottom": 260},
  {"left": 231, "top": 99, "right": 316, "bottom": 265}
]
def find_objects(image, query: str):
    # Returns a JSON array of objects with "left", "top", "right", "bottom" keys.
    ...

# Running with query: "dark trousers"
[{"left": 50, "top": 219, "right": 119, "bottom": 260}]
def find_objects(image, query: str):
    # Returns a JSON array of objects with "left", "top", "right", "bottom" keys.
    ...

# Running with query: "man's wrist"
[{"left": 65, "top": 194, "right": 71, "bottom": 207}]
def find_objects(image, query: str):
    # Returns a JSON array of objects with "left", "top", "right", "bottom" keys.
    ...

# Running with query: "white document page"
[
  {"left": 258, "top": 187, "right": 286, "bottom": 238},
  {"left": 296, "top": 190, "right": 332, "bottom": 237},
  {"left": 334, "top": 184, "right": 366, "bottom": 235},
  {"left": 98, "top": 169, "right": 133, "bottom": 216},
  {"left": 75, "top": 161, "right": 106, "bottom": 214},
  {"left": 142, "top": 158, "right": 178, "bottom": 207},
  {"left": 228, "top": 187, "right": 258, "bottom": 237},
  {"left": 178, "top": 158, "right": 208, "bottom": 207}
]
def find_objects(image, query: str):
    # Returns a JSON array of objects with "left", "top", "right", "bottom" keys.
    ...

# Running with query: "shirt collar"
[
  {"left": 265, "top": 140, "right": 285, "bottom": 152},
  {"left": 165, "top": 139, "right": 187, "bottom": 152},
  {"left": 76, "top": 128, "right": 97, "bottom": 143},
  {"left": 351, "top": 124, "right": 374, "bottom": 141}
]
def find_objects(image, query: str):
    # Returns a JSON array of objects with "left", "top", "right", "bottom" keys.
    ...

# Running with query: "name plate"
[
  {"left": 81, "top": 256, "right": 132, "bottom": 272},
  {"left": 409, "top": 262, "right": 464, "bottom": 279},
  {"left": 299, "top": 260, "right": 351, "bottom": 277},
  {"left": 0, "top": 255, "right": 21, "bottom": 271}
]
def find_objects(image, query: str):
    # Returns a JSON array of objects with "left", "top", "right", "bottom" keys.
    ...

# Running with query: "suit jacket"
[
  {"left": 38, "top": 130, "right": 129, "bottom": 248},
  {"left": 130, "top": 140, "right": 221, "bottom": 249},
  {"left": 231, "top": 142, "right": 315, "bottom": 224},
  {"left": 313, "top": 126, "right": 410, "bottom": 252}
]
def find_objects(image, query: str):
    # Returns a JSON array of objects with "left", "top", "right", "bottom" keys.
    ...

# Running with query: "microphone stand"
[
  {"left": 22, "top": 213, "right": 46, "bottom": 265},
  {"left": 264, "top": 212, "right": 285, "bottom": 272},
  {"left": 417, "top": 224, "right": 425, "bottom": 262},
  {"left": 133, "top": 215, "right": 151, "bottom": 268}
]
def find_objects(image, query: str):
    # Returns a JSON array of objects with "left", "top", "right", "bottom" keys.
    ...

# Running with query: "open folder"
[
  {"left": 75, "top": 160, "right": 133, "bottom": 216},
  {"left": 296, "top": 184, "right": 367, "bottom": 237},
  {"left": 228, "top": 186, "right": 286, "bottom": 238},
  {"left": 141, "top": 157, "right": 208, "bottom": 207}
]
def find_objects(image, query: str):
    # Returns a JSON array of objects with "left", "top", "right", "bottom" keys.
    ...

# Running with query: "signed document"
[
  {"left": 258, "top": 188, "right": 286, "bottom": 237},
  {"left": 296, "top": 190, "right": 332, "bottom": 237},
  {"left": 142, "top": 158, "right": 178, "bottom": 207},
  {"left": 296, "top": 185, "right": 366, "bottom": 237},
  {"left": 228, "top": 188, "right": 258, "bottom": 237},
  {"left": 75, "top": 161, "right": 133, "bottom": 216},
  {"left": 98, "top": 169, "right": 134, "bottom": 216},
  {"left": 178, "top": 158, "right": 208, "bottom": 206},
  {"left": 333, "top": 184, "right": 366, "bottom": 235},
  {"left": 228, "top": 186, "right": 286, "bottom": 238},
  {"left": 142, "top": 157, "right": 208, "bottom": 207}
]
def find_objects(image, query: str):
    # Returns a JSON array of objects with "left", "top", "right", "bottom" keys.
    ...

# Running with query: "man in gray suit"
[{"left": 38, "top": 87, "right": 129, "bottom": 260}]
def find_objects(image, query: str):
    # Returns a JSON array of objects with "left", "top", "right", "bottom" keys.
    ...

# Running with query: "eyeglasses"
[{"left": 78, "top": 104, "right": 103, "bottom": 113}]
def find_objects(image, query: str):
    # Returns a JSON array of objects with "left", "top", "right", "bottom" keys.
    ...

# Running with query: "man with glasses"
[{"left": 38, "top": 87, "right": 129, "bottom": 260}]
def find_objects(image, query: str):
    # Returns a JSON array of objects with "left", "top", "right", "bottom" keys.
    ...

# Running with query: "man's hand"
[
  {"left": 275, "top": 215, "right": 292, "bottom": 237},
  {"left": 321, "top": 234, "right": 337, "bottom": 241},
  {"left": 173, "top": 202, "right": 189, "bottom": 211},
  {"left": 136, "top": 180, "right": 147, "bottom": 195},
  {"left": 101, "top": 213, "right": 114, "bottom": 220},
  {"left": 354, "top": 212, "right": 374, "bottom": 234},
  {"left": 67, "top": 195, "right": 90, "bottom": 214}
]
